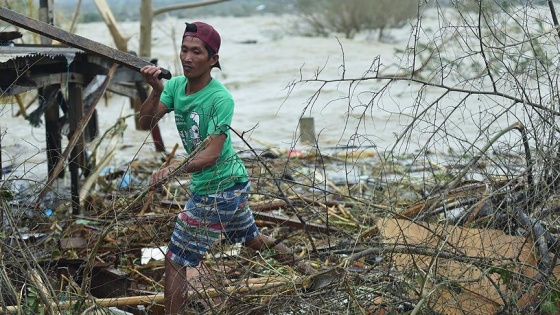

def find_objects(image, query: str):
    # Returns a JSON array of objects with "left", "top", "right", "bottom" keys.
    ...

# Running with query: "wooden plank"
[{"left": 0, "top": 7, "right": 171, "bottom": 80}]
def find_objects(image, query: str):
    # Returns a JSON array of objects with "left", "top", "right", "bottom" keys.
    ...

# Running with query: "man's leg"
[
  {"left": 244, "top": 233, "right": 317, "bottom": 275},
  {"left": 165, "top": 258, "right": 191, "bottom": 314},
  {"left": 165, "top": 258, "right": 213, "bottom": 314}
]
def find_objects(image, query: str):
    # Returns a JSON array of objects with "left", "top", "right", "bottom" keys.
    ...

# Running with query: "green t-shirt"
[{"left": 160, "top": 76, "right": 248, "bottom": 194}]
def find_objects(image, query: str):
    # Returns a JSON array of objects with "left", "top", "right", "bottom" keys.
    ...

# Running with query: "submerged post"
[{"left": 299, "top": 117, "right": 316, "bottom": 144}]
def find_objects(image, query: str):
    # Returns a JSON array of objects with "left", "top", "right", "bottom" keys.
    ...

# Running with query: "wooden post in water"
[
  {"left": 39, "top": 0, "right": 64, "bottom": 180},
  {"left": 43, "top": 86, "right": 64, "bottom": 179},
  {"left": 68, "top": 83, "right": 84, "bottom": 215},
  {"left": 299, "top": 117, "right": 316, "bottom": 144}
]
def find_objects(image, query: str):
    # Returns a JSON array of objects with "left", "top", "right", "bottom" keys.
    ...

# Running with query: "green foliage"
[
  {"left": 540, "top": 288, "right": 560, "bottom": 315},
  {"left": 24, "top": 287, "right": 44, "bottom": 315},
  {"left": 541, "top": 300, "right": 558, "bottom": 315},
  {"left": 79, "top": 11, "right": 103, "bottom": 23}
]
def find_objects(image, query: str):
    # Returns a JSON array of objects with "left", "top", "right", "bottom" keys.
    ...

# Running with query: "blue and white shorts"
[{"left": 166, "top": 181, "right": 259, "bottom": 267}]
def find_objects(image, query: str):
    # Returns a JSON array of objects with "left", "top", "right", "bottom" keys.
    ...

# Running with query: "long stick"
[
  {"left": 139, "top": 143, "right": 180, "bottom": 215},
  {"left": 0, "top": 281, "right": 285, "bottom": 314}
]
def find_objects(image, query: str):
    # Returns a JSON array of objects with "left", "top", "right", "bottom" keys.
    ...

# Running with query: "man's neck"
[{"left": 186, "top": 73, "right": 212, "bottom": 95}]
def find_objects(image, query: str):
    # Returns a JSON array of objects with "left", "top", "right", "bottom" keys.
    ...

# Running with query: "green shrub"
[{"left": 296, "top": 0, "right": 420, "bottom": 39}]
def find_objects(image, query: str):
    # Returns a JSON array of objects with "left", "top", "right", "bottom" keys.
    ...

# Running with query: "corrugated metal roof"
[{"left": 0, "top": 44, "right": 84, "bottom": 64}]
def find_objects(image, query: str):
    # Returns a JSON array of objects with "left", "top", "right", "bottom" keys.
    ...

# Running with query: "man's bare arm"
[
  {"left": 139, "top": 65, "right": 168, "bottom": 130},
  {"left": 174, "top": 133, "right": 226, "bottom": 173},
  {"left": 150, "top": 134, "right": 227, "bottom": 187}
]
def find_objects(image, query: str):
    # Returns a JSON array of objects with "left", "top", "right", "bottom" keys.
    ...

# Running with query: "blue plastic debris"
[{"left": 118, "top": 172, "right": 131, "bottom": 188}]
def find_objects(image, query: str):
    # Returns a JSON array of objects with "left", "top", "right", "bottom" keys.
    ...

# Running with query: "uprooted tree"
[{"left": 2, "top": 0, "right": 560, "bottom": 314}]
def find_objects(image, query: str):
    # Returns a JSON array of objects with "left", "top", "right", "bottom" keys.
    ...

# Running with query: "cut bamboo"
[{"left": 0, "top": 280, "right": 286, "bottom": 314}]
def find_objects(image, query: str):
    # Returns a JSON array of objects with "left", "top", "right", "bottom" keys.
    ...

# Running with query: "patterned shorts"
[{"left": 166, "top": 181, "right": 259, "bottom": 267}]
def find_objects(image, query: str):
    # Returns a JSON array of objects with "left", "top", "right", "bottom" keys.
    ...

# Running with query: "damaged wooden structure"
[{"left": 0, "top": 5, "right": 170, "bottom": 214}]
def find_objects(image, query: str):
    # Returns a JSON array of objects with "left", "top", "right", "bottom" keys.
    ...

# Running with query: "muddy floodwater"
[{"left": 1, "top": 11, "right": 526, "bottom": 181}]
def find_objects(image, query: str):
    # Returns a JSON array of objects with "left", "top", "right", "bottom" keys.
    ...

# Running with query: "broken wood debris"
[{"left": 2, "top": 141, "right": 560, "bottom": 314}]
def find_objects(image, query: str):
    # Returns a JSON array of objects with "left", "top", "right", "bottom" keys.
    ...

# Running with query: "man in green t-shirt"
[{"left": 139, "top": 21, "right": 316, "bottom": 314}]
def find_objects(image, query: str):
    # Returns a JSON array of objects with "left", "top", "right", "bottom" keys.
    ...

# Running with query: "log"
[{"left": 93, "top": 0, "right": 130, "bottom": 51}]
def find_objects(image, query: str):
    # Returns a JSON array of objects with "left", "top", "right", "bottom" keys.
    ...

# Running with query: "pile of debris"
[{"left": 1, "top": 145, "right": 560, "bottom": 314}]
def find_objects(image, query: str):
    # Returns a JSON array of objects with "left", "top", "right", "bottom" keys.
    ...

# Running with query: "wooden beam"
[
  {"left": 30, "top": 72, "right": 84, "bottom": 88},
  {"left": 0, "top": 280, "right": 285, "bottom": 314},
  {"left": 107, "top": 82, "right": 139, "bottom": 98}
]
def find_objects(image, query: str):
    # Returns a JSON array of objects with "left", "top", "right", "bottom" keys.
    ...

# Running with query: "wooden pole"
[
  {"left": 38, "top": 0, "right": 53, "bottom": 45},
  {"left": 68, "top": 82, "right": 85, "bottom": 215},
  {"left": 43, "top": 86, "right": 64, "bottom": 179}
]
